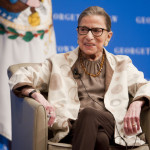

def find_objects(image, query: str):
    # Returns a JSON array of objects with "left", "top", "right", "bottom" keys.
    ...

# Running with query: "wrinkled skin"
[{"left": 124, "top": 100, "right": 145, "bottom": 135}]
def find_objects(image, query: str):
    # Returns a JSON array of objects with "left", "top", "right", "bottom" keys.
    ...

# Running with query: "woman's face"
[{"left": 77, "top": 15, "right": 113, "bottom": 59}]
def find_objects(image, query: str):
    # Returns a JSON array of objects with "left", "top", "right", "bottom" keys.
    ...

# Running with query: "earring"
[{"left": 104, "top": 40, "right": 109, "bottom": 47}]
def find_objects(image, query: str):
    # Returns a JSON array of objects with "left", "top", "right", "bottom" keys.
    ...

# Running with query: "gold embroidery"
[{"left": 0, "top": 16, "right": 52, "bottom": 31}]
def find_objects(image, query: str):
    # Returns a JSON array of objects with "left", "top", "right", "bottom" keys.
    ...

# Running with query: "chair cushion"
[
  {"left": 48, "top": 141, "right": 149, "bottom": 150},
  {"left": 109, "top": 144, "right": 149, "bottom": 150},
  {"left": 48, "top": 141, "right": 72, "bottom": 150}
]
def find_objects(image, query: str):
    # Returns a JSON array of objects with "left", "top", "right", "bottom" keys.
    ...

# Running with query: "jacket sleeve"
[
  {"left": 9, "top": 59, "right": 52, "bottom": 97},
  {"left": 127, "top": 57, "right": 150, "bottom": 107}
]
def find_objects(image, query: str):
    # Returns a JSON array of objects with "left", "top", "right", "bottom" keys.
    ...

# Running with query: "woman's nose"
[{"left": 86, "top": 31, "right": 94, "bottom": 40}]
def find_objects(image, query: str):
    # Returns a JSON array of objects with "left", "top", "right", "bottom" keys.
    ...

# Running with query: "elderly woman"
[{"left": 9, "top": 6, "right": 150, "bottom": 150}]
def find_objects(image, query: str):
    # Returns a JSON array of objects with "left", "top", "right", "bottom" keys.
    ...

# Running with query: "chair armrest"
[
  {"left": 140, "top": 108, "right": 150, "bottom": 148},
  {"left": 11, "top": 93, "right": 48, "bottom": 150},
  {"left": 8, "top": 63, "right": 48, "bottom": 150}
]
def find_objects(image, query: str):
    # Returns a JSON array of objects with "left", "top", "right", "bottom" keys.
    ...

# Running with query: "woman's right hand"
[
  {"left": 31, "top": 92, "right": 56, "bottom": 126},
  {"left": 21, "top": 88, "right": 56, "bottom": 126}
]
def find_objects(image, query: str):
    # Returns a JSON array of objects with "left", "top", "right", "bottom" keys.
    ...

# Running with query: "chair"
[{"left": 8, "top": 63, "right": 150, "bottom": 150}]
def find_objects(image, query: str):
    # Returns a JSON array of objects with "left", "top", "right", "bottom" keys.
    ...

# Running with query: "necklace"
[{"left": 80, "top": 52, "right": 105, "bottom": 77}]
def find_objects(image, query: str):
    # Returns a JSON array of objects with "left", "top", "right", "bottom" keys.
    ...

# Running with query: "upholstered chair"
[{"left": 8, "top": 63, "right": 150, "bottom": 150}]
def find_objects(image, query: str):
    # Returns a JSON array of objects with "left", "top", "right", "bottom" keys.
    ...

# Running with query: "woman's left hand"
[{"left": 124, "top": 100, "right": 145, "bottom": 135}]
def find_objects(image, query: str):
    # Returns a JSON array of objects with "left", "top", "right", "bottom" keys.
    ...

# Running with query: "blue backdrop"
[
  {"left": 0, "top": 1, "right": 149, "bottom": 149},
  {"left": 52, "top": 0, "right": 150, "bottom": 80}
]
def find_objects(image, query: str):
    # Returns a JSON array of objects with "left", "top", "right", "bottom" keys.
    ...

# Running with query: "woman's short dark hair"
[{"left": 78, "top": 6, "right": 111, "bottom": 31}]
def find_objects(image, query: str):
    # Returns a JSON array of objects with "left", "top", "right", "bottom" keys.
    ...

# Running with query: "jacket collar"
[
  {"left": 67, "top": 46, "right": 79, "bottom": 67},
  {"left": 67, "top": 46, "right": 115, "bottom": 91},
  {"left": 103, "top": 48, "right": 115, "bottom": 92}
]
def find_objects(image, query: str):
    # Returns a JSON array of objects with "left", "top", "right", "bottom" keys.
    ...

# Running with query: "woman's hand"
[
  {"left": 21, "top": 88, "right": 56, "bottom": 126},
  {"left": 124, "top": 100, "right": 145, "bottom": 136},
  {"left": 32, "top": 92, "right": 56, "bottom": 127}
]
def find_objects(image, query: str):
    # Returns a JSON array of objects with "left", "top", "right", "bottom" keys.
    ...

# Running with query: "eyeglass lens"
[{"left": 78, "top": 26, "right": 104, "bottom": 36}]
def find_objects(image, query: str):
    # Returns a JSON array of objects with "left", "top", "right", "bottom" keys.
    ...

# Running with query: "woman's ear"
[
  {"left": 107, "top": 31, "right": 113, "bottom": 41},
  {"left": 104, "top": 31, "right": 113, "bottom": 47}
]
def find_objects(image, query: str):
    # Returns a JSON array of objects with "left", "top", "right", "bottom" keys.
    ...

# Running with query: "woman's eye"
[
  {"left": 93, "top": 29, "right": 101, "bottom": 33},
  {"left": 81, "top": 28, "right": 88, "bottom": 31}
]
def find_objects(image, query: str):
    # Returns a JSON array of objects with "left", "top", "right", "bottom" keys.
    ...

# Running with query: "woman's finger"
[{"left": 48, "top": 111, "right": 56, "bottom": 126}]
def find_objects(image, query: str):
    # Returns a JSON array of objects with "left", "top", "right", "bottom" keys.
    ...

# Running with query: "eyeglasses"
[{"left": 77, "top": 26, "right": 109, "bottom": 37}]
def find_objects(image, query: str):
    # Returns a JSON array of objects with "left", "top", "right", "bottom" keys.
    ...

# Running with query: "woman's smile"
[{"left": 84, "top": 42, "right": 95, "bottom": 48}]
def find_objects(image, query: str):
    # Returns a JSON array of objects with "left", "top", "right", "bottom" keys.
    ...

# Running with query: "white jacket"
[{"left": 9, "top": 47, "right": 150, "bottom": 146}]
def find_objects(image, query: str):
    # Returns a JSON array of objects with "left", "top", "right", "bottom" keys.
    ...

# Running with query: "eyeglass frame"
[{"left": 77, "top": 26, "right": 109, "bottom": 37}]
